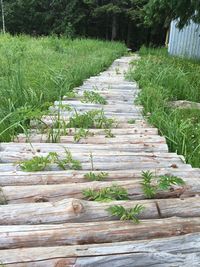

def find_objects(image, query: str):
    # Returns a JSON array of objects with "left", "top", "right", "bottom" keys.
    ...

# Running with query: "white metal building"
[{"left": 168, "top": 20, "right": 200, "bottom": 59}]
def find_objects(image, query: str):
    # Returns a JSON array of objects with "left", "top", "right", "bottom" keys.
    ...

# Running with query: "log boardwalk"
[{"left": 0, "top": 56, "right": 200, "bottom": 266}]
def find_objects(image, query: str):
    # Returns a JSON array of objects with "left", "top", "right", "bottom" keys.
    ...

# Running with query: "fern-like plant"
[
  {"left": 20, "top": 150, "right": 82, "bottom": 172},
  {"left": 81, "top": 91, "right": 107, "bottom": 105},
  {"left": 107, "top": 204, "right": 145, "bottom": 224},
  {"left": 141, "top": 171, "right": 157, "bottom": 199},
  {"left": 73, "top": 128, "right": 92, "bottom": 142},
  {"left": 84, "top": 171, "right": 108, "bottom": 181},
  {"left": 83, "top": 185, "right": 129, "bottom": 202},
  {"left": 67, "top": 110, "right": 114, "bottom": 129},
  {"left": 141, "top": 171, "right": 185, "bottom": 199},
  {"left": 104, "top": 129, "right": 115, "bottom": 138},
  {"left": 20, "top": 156, "right": 50, "bottom": 172}
]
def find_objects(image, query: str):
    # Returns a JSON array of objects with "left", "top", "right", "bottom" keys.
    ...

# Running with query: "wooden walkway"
[{"left": 0, "top": 56, "right": 200, "bottom": 266}]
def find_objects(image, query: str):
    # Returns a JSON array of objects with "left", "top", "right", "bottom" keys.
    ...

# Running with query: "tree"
[
  {"left": 0, "top": 0, "right": 5, "bottom": 33},
  {"left": 144, "top": 0, "right": 200, "bottom": 29}
]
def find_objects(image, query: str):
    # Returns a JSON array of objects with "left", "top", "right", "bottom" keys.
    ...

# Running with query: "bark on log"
[
  {"left": 15, "top": 134, "right": 164, "bottom": 144},
  {"left": 1, "top": 197, "right": 200, "bottom": 225},
  {"left": 0, "top": 142, "right": 169, "bottom": 154},
  {"left": 0, "top": 217, "right": 200, "bottom": 249},
  {"left": 1, "top": 233, "right": 200, "bottom": 267},
  {"left": 0, "top": 167, "right": 197, "bottom": 186},
  {"left": 1, "top": 177, "right": 193, "bottom": 204}
]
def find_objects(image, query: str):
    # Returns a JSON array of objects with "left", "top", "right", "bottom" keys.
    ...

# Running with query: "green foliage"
[
  {"left": 3, "top": 0, "right": 161, "bottom": 50},
  {"left": 141, "top": 171, "right": 185, "bottom": 199},
  {"left": 20, "top": 150, "right": 82, "bottom": 172},
  {"left": 83, "top": 185, "right": 129, "bottom": 202},
  {"left": 158, "top": 175, "right": 185, "bottom": 191},
  {"left": 141, "top": 171, "right": 157, "bottom": 199},
  {"left": 67, "top": 110, "right": 115, "bottom": 129},
  {"left": 144, "top": 0, "right": 200, "bottom": 29},
  {"left": 84, "top": 171, "right": 108, "bottom": 181},
  {"left": 20, "top": 156, "right": 50, "bottom": 172},
  {"left": 0, "top": 188, "right": 8, "bottom": 205},
  {"left": 128, "top": 119, "right": 136, "bottom": 124},
  {"left": 73, "top": 128, "right": 92, "bottom": 142},
  {"left": 107, "top": 204, "right": 145, "bottom": 224},
  {"left": 81, "top": 91, "right": 107, "bottom": 105},
  {"left": 64, "top": 91, "right": 77, "bottom": 99},
  {"left": 128, "top": 47, "right": 200, "bottom": 168},
  {"left": 104, "top": 129, "right": 115, "bottom": 138},
  {"left": 0, "top": 34, "right": 126, "bottom": 141}
]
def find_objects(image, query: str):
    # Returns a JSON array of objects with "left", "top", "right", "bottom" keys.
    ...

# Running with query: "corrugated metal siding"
[{"left": 168, "top": 20, "right": 200, "bottom": 59}]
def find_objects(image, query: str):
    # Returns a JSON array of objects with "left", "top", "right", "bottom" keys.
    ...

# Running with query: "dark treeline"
[
  {"left": 1, "top": 0, "right": 168, "bottom": 50},
  {"left": 1, "top": 1, "right": 199, "bottom": 49}
]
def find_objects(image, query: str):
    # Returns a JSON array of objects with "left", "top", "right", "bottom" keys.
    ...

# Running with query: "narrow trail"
[{"left": 0, "top": 56, "right": 200, "bottom": 266}]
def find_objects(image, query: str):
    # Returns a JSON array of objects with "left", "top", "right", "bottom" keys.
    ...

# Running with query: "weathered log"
[
  {"left": 25, "top": 127, "right": 159, "bottom": 137},
  {"left": 0, "top": 150, "right": 183, "bottom": 162},
  {"left": 14, "top": 134, "right": 166, "bottom": 145},
  {"left": 50, "top": 104, "right": 142, "bottom": 114},
  {"left": 0, "top": 167, "right": 197, "bottom": 186},
  {"left": 0, "top": 233, "right": 200, "bottom": 267},
  {"left": 0, "top": 142, "right": 169, "bottom": 154},
  {"left": 0, "top": 217, "right": 200, "bottom": 249},
  {"left": 1, "top": 177, "right": 193, "bottom": 204},
  {"left": 1, "top": 197, "right": 200, "bottom": 225},
  {"left": 0, "top": 198, "right": 158, "bottom": 224}
]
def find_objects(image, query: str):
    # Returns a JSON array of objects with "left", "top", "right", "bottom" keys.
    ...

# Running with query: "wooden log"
[
  {"left": 0, "top": 152, "right": 185, "bottom": 170},
  {"left": 40, "top": 115, "right": 143, "bottom": 126},
  {"left": 0, "top": 142, "right": 169, "bottom": 153},
  {"left": 0, "top": 198, "right": 158, "bottom": 225},
  {"left": 0, "top": 217, "right": 200, "bottom": 249},
  {"left": 1, "top": 197, "right": 200, "bottom": 225},
  {"left": 14, "top": 134, "right": 167, "bottom": 145},
  {"left": 1, "top": 233, "right": 200, "bottom": 267},
  {"left": 1, "top": 177, "right": 193, "bottom": 204},
  {"left": 0, "top": 167, "right": 197, "bottom": 186},
  {"left": 0, "top": 151, "right": 183, "bottom": 161},
  {"left": 27, "top": 127, "right": 159, "bottom": 136},
  {"left": 1, "top": 233, "right": 199, "bottom": 267},
  {"left": 50, "top": 104, "right": 142, "bottom": 114}
]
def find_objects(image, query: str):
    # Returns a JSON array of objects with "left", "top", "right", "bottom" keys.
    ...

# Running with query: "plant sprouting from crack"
[
  {"left": 74, "top": 128, "right": 93, "bottom": 142},
  {"left": 0, "top": 187, "right": 8, "bottom": 205},
  {"left": 141, "top": 171, "right": 185, "bottom": 199},
  {"left": 20, "top": 150, "right": 82, "bottom": 172},
  {"left": 115, "top": 67, "right": 121, "bottom": 75},
  {"left": 64, "top": 91, "right": 77, "bottom": 99},
  {"left": 67, "top": 110, "right": 115, "bottom": 129},
  {"left": 81, "top": 91, "right": 107, "bottom": 105},
  {"left": 128, "top": 119, "right": 136, "bottom": 124},
  {"left": 83, "top": 185, "right": 129, "bottom": 202},
  {"left": 107, "top": 204, "right": 145, "bottom": 224},
  {"left": 89, "top": 152, "right": 94, "bottom": 171},
  {"left": 84, "top": 172, "right": 108, "bottom": 181},
  {"left": 104, "top": 129, "right": 115, "bottom": 138}
]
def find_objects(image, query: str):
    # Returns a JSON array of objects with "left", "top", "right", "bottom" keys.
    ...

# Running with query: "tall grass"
[
  {"left": 0, "top": 34, "right": 126, "bottom": 141},
  {"left": 128, "top": 47, "right": 200, "bottom": 168}
]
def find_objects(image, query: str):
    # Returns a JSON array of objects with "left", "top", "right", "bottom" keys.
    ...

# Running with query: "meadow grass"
[
  {"left": 0, "top": 34, "right": 126, "bottom": 141},
  {"left": 128, "top": 47, "right": 200, "bottom": 168}
]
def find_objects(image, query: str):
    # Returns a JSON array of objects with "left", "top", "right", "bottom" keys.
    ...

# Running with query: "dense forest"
[{"left": 1, "top": 0, "right": 200, "bottom": 49}]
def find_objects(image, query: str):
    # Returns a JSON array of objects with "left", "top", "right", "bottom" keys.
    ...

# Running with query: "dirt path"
[{"left": 0, "top": 56, "right": 200, "bottom": 266}]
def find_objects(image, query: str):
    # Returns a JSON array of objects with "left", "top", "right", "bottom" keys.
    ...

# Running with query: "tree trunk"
[
  {"left": 111, "top": 14, "right": 117, "bottom": 40},
  {"left": 127, "top": 21, "right": 132, "bottom": 47},
  {"left": 0, "top": 0, "right": 5, "bottom": 33}
]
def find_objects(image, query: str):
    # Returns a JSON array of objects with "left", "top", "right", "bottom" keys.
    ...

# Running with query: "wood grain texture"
[
  {"left": 1, "top": 233, "right": 200, "bottom": 266},
  {"left": 1, "top": 217, "right": 200, "bottom": 249},
  {"left": 0, "top": 55, "right": 199, "bottom": 266}
]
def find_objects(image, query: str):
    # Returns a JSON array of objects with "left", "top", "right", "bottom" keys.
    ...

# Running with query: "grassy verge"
[
  {"left": 128, "top": 47, "right": 200, "bottom": 168},
  {"left": 0, "top": 34, "right": 126, "bottom": 141}
]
